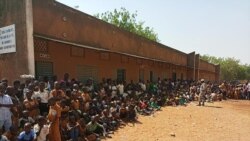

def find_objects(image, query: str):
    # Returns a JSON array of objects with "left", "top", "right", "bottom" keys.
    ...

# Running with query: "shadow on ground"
[{"left": 204, "top": 105, "right": 222, "bottom": 108}]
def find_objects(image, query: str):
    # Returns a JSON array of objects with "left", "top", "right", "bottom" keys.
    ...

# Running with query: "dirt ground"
[{"left": 105, "top": 100, "right": 250, "bottom": 141}]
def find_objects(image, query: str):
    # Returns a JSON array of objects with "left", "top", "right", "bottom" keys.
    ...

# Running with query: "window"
[
  {"left": 35, "top": 61, "right": 53, "bottom": 79},
  {"left": 139, "top": 69, "right": 144, "bottom": 81},
  {"left": 34, "top": 38, "right": 48, "bottom": 53},
  {"left": 172, "top": 72, "right": 177, "bottom": 81},
  {"left": 77, "top": 65, "right": 98, "bottom": 83},
  {"left": 121, "top": 55, "right": 129, "bottom": 63},
  {"left": 137, "top": 59, "right": 143, "bottom": 64},
  {"left": 100, "top": 52, "right": 110, "bottom": 60},
  {"left": 117, "top": 69, "right": 126, "bottom": 82},
  {"left": 163, "top": 72, "right": 167, "bottom": 80},
  {"left": 150, "top": 71, "right": 153, "bottom": 82},
  {"left": 71, "top": 47, "right": 84, "bottom": 57}
]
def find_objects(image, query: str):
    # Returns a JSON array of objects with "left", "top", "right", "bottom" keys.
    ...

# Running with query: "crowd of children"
[{"left": 0, "top": 73, "right": 249, "bottom": 141}]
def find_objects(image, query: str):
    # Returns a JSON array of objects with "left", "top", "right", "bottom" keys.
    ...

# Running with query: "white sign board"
[{"left": 0, "top": 24, "right": 16, "bottom": 54}]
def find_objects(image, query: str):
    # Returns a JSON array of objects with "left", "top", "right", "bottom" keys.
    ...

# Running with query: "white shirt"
[
  {"left": 32, "top": 90, "right": 49, "bottom": 103},
  {"left": 23, "top": 87, "right": 29, "bottom": 99},
  {"left": 247, "top": 83, "right": 250, "bottom": 92},
  {"left": 139, "top": 83, "right": 146, "bottom": 91},
  {"left": 200, "top": 83, "right": 207, "bottom": 95},
  {"left": 34, "top": 124, "right": 49, "bottom": 141},
  {"left": 117, "top": 84, "right": 124, "bottom": 94},
  {"left": 0, "top": 135, "right": 9, "bottom": 141},
  {"left": 0, "top": 94, "right": 13, "bottom": 120},
  {"left": 50, "top": 109, "right": 57, "bottom": 116},
  {"left": 111, "top": 85, "right": 117, "bottom": 98}
]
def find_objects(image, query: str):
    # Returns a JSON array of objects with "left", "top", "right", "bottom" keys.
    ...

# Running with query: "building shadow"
[
  {"left": 229, "top": 100, "right": 239, "bottom": 102},
  {"left": 126, "top": 120, "right": 143, "bottom": 127},
  {"left": 204, "top": 105, "right": 222, "bottom": 108}
]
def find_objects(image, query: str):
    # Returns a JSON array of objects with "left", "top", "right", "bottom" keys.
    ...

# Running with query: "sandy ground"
[{"left": 105, "top": 100, "right": 250, "bottom": 141}]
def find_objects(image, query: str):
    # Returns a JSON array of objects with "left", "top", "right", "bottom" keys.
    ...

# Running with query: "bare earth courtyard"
[{"left": 106, "top": 100, "right": 250, "bottom": 141}]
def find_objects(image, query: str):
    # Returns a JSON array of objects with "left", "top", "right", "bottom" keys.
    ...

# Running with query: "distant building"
[{"left": 0, "top": 0, "right": 220, "bottom": 83}]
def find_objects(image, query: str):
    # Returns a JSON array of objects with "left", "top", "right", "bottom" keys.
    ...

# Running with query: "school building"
[{"left": 0, "top": 0, "right": 220, "bottom": 83}]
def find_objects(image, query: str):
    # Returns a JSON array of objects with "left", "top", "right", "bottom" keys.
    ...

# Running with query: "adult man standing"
[
  {"left": 247, "top": 81, "right": 250, "bottom": 100},
  {"left": 0, "top": 83, "right": 13, "bottom": 132},
  {"left": 198, "top": 79, "right": 207, "bottom": 106}
]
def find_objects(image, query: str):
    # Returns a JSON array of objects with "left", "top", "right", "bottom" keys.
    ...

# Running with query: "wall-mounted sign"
[
  {"left": 0, "top": 24, "right": 16, "bottom": 54},
  {"left": 39, "top": 53, "right": 50, "bottom": 59}
]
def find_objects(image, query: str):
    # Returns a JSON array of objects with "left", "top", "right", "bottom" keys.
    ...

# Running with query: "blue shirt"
[
  {"left": 18, "top": 130, "right": 36, "bottom": 141},
  {"left": 0, "top": 94, "right": 13, "bottom": 120}
]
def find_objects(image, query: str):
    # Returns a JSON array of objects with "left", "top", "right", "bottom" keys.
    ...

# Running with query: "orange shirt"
[
  {"left": 50, "top": 89, "right": 66, "bottom": 99},
  {"left": 48, "top": 103, "right": 62, "bottom": 141},
  {"left": 23, "top": 99, "right": 39, "bottom": 118},
  {"left": 71, "top": 100, "right": 80, "bottom": 110},
  {"left": 82, "top": 92, "right": 91, "bottom": 102}
]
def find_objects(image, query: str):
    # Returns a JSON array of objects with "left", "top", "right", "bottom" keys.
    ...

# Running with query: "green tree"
[
  {"left": 95, "top": 7, "right": 160, "bottom": 42},
  {"left": 246, "top": 65, "right": 250, "bottom": 79},
  {"left": 201, "top": 54, "right": 250, "bottom": 81}
]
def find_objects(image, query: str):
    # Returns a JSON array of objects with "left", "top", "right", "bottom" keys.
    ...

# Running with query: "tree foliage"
[
  {"left": 201, "top": 54, "right": 250, "bottom": 81},
  {"left": 95, "top": 7, "right": 160, "bottom": 42}
]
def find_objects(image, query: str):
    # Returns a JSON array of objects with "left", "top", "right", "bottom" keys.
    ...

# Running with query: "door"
[
  {"left": 77, "top": 65, "right": 98, "bottom": 83},
  {"left": 117, "top": 69, "right": 126, "bottom": 82},
  {"left": 35, "top": 61, "right": 53, "bottom": 79},
  {"left": 172, "top": 72, "right": 177, "bottom": 81},
  {"left": 139, "top": 69, "right": 144, "bottom": 81},
  {"left": 150, "top": 71, "right": 153, "bottom": 82}
]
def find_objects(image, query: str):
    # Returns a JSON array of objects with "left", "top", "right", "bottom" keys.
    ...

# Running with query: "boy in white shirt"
[{"left": 32, "top": 82, "right": 49, "bottom": 115}]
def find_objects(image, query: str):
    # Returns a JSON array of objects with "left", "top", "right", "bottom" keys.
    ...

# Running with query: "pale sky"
[{"left": 56, "top": 0, "right": 250, "bottom": 64}]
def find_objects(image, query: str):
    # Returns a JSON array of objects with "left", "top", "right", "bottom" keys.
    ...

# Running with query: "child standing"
[
  {"left": 48, "top": 98, "right": 61, "bottom": 141},
  {"left": 33, "top": 116, "right": 49, "bottom": 141}
]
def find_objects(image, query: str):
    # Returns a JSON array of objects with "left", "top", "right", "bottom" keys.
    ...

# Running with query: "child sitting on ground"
[
  {"left": 17, "top": 122, "right": 36, "bottom": 141},
  {"left": 66, "top": 115, "right": 80, "bottom": 141},
  {"left": 18, "top": 110, "right": 35, "bottom": 130},
  {"left": 86, "top": 116, "right": 106, "bottom": 138},
  {"left": 149, "top": 98, "right": 161, "bottom": 110},
  {"left": 127, "top": 104, "right": 138, "bottom": 122},
  {"left": 138, "top": 99, "right": 152, "bottom": 115},
  {"left": 3, "top": 125, "right": 18, "bottom": 141},
  {"left": 119, "top": 103, "right": 128, "bottom": 121}
]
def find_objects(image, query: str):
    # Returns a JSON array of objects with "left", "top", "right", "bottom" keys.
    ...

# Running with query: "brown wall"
[
  {"left": 32, "top": 0, "right": 220, "bottom": 82},
  {"left": 199, "top": 71, "right": 216, "bottom": 81},
  {"left": 1, "top": 0, "right": 219, "bottom": 83},
  {"left": 195, "top": 54, "right": 200, "bottom": 81},
  {"left": 187, "top": 52, "right": 195, "bottom": 80},
  {"left": 34, "top": 38, "right": 187, "bottom": 82},
  {"left": 32, "top": 0, "right": 187, "bottom": 67},
  {"left": 215, "top": 65, "right": 220, "bottom": 82},
  {"left": 199, "top": 59, "right": 218, "bottom": 81},
  {"left": 199, "top": 60, "right": 216, "bottom": 72},
  {"left": 0, "top": 0, "right": 34, "bottom": 83}
]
